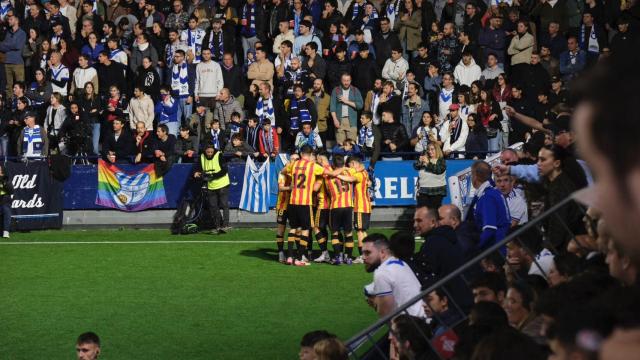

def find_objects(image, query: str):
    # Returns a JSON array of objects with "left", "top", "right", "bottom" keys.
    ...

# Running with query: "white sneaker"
[
  {"left": 2, "top": 231, "right": 9, "bottom": 239},
  {"left": 301, "top": 255, "right": 310, "bottom": 263},
  {"left": 278, "top": 251, "right": 286, "bottom": 263},
  {"left": 314, "top": 251, "right": 330, "bottom": 263},
  {"left": 353, "top": 255, "right": 364, "bottom": 264}
]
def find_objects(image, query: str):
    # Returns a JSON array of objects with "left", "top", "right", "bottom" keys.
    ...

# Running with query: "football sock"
[
  {"left": 276, "top": 235, "right": 284, "bottom": 252},
  {"left": 298, "top": 235, "right": 309, "bottom": 260}
]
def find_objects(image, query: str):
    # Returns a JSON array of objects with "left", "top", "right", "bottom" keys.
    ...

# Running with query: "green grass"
[{"left": 0, "top": 228, "right": 394, "bottom": 359}]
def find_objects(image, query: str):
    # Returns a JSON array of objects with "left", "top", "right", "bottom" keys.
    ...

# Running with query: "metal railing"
[{"left": 346, "top": 194, "right": 584, "bottom": 359}]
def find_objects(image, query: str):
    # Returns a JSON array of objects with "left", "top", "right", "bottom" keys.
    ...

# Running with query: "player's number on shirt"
[{"left": 295, "top": 173, "right": 307, "bottom": 189}]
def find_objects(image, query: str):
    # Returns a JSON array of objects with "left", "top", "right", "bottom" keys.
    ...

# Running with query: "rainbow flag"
[{"left": 95, "top": 159, "right": 167, "bottom": 211}]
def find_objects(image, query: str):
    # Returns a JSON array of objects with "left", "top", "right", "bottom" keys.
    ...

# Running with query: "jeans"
[
  {"left": 488, "top": 131, "right": 501, "bottom": 154},
  {"left": 91, "top": 123, "right": 101, "bottom": 155},
  {"left": 165, "top": 122, "right": 180, "bottom": 137},
  {"left": 206, "top": 185, "right": 229, "bottom": 229},
  {"left": 241, "top": 36, "right": 259, "bottom": 64},
  {"left": 177, "top": 97, "right": 193, "bottom": 125},
  {"left": 0, "top": 203, "right": 11, "bottom": 232}
]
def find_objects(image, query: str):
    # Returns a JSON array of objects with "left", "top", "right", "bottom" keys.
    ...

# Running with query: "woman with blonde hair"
[{"left": 414, "top": 142, "right": 446, "bottom": 209}]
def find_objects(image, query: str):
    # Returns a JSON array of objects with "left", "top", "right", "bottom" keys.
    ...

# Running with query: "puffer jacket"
[{"left": 214, "top": 96, "right": 244, "bottom": 129}]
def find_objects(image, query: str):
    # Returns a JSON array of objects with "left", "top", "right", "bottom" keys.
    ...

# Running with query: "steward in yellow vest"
[{"left": 193, "top": 144, "right": 230, "bottom": 234}]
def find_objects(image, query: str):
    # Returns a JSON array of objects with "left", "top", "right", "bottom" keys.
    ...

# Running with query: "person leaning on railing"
[{"left": 413, "top": 142, "right": 446, "bottom": 210}]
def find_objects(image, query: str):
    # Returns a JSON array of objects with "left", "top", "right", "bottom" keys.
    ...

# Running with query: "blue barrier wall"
[{"left": 63, "top": 160, "right": 474, "bottom": 210}]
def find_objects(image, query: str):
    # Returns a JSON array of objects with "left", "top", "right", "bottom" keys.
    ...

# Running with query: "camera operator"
[
  {"left": 59, "top": 102, "right": 92, "bottom": 157},
  {"left": 193, "top": 143, "right": 231, "bottom": 234}
]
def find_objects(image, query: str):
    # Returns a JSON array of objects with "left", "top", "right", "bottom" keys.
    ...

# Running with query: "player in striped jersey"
[
  {"left": 312, "top": 153, "right": 333, "bottom": 263},
  {"left": 348, "top": 157, "right": 372, "bottom": 264},
  {"left": 281, "top": 145, "right": 328, "bottom": 266},
  {"left": 325, "top": 154, "right": 357, "bottom": 265},
  {"left": 275, "top": 154, "right": 299, "bottom": 263}
]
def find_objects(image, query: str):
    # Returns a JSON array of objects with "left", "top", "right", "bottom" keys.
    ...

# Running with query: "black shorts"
[
  {"left": 276, "top": 208, "right": 288, "bottom": 225},
  {"left": 354, "top": 212, "right": 371, "bottom": 231},
  {"left": 330, "top": 208, "right": 353, "bottom": 233},
  {"left": 288, "top": 204, "right": 314, "bottom": 230},
  {"left": 314, "top": 208, "right": 330, "bottom": 229}
]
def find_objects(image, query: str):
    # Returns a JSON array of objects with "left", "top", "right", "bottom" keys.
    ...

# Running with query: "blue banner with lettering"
[{"left": 63, "top": 160, "right": 474, "bottom": 210}]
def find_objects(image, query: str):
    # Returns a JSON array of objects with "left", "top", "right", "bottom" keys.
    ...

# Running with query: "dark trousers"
[
  {"left": 206, "top": 186, "right": 229, "bottom": 228},
  {"left": 416, "top": 194, "right": 443, "bottom": 210},
  {"left": 0, "top": 203, "right": 11, "bottom": 231}
]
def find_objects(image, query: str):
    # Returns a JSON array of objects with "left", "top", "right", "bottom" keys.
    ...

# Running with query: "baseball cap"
[
  {"left": 358, "top": 43, "right": 369, "bottom": 52},
  {"left": 449, "top": 103, "right": 460, "bottom": 111},
  {"left": 544, "top": 114, "right": 571, "bottom": 134},
  {"left": 551, "top": 75, "right": 562, "bottom": 83},
  {"left": 24, "top": 111, "right": 37, "bottom": 119}
]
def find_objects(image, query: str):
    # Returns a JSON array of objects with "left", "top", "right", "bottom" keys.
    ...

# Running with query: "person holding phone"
[{"left": 413, "top": 142, "right": 446, "bottom": 209}]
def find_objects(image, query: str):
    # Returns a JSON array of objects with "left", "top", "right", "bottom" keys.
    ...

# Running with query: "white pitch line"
[{"left": 0, "top": 240, "right": 277, "bottom": 245}]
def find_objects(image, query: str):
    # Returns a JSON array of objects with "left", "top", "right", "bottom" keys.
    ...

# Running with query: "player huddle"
[{"left": 277, "top": 145, "right": 373, "bottom": 267}]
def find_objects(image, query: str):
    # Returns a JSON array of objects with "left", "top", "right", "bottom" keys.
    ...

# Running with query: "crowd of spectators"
[{"left": 0, "top": 0, "right": 635, "bottom": 169}]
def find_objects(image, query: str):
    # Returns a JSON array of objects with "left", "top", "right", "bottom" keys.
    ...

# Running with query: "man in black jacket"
[
  {"left": 351, "top": 43, "right": 379, "bottom": 96},
  {"left": 413, "top": 206, "right": 473, "bottom": 313},
  {"left": 96, "top": 51, "right": 128, "bottom": 100},
  {"left": 220, "top": 52, "right": 246, "bottom": 99},
  {"left": 204, "top": 19, "right": 236, "bottom": 62},
  {"left": 102, "top": 118, "right": 135, "bottom": 163},
  {"left": 373, "top": 17, "right": 402, "bottom": 70},
  {"left": 379, "top": 109, "right": 408, "bottom": 157}
]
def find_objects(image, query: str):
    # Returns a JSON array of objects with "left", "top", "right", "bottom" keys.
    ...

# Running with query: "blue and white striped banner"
[{"left": 239, "top": 157, "right": 270, "bottom": 213}]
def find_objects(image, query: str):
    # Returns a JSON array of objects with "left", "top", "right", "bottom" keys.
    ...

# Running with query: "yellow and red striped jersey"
[
  {"left": 326, "top": 167, "right": 356, "bottom": 209},
  {"left": 284, "top": 159, "right": 325, "bottom": 206},
  {"left": 353, "top": 169, "right": 372, "bottom": 213},
  {"left": 314, "top": 171, "right": 330, "bottom": 210},
  {"left": 276, "top": 173, "right": 291, "bottom": 211}
]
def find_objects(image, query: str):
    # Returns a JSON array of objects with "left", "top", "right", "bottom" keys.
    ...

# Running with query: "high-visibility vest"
[{"left": 200, "top": 152, "right": 230, "bottom": 190}]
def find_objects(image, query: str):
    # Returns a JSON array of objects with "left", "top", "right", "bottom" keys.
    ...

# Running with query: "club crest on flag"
[
  {"left": 114, "top": 171, "right": 151, "bottom": 206},
  {"left": 96, "top": 159, "right": 167, "bottom": 211}
]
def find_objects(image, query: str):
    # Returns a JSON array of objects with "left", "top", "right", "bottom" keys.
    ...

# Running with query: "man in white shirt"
[
  {"left": 195, "top": 48, "right": 224, "bottom": 110},
  {"left": 495, "top": 173, "right": 528, "bottom": 227},
  {"left": 439, "top": 104, "right": 469, "bottom": 158},
  {"left": 362, "top": 234, "right": 425, "bottom": 318},
  {"left": 381, "top": 47, "right": 409, "bottom": 90}
]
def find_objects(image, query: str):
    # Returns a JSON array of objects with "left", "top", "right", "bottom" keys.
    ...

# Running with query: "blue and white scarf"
[
  {"left": 358, "top": 124, "right": 374, "bottom": 148},
  {"left": 260, "top": 128, "right": 274, "bottom": 153},
  {"left": 352, "top": 1, "right": 361, "bottom": 20},
  {"left": 171, "top": 62, "right": 189, "bottom": 96},
  {"left": 210, "top": 129, "right": 221, "bottom": 149},
  {"left": 289, "top": 96, "right": 311, "bottom": 131},
  {"left": 256, "top": 97, "right": 275, "bottom": 126},
  {"left": 208, "top": 30, "right": 224, "bottom": 60},
  {"left": 0, "top": 0, "right": 12, "bottom": 21},
  {"left": 241, "top": 3, "right": 257, "bottom": 37},
  {"left": 185, "top": 28, "right": 205, "bottom": 62},
  {"left": 23, "top": 126, "right": 44, "bottom": 156},
  {"left": 386, "top": 0, "right": 401, "bottom": 27},
  {"left": 109, "top": 48, "right": 123, "bottom": 60},
  {"left": 580, "top": 24, "right": 600, "bottom": 54},
  {"left": 159, "top": 97, "right": 176, "bottom": 123},
  {"left": 246, "top": 126, "right": 258, "bottom": 148},
  {"left": 165, "top": 43, "right": 177, "bottom": 66},
  {"left": 229, "top": 121, "right": 243, "bottom": 137}
]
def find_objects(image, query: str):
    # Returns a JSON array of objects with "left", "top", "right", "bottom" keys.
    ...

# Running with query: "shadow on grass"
[{"left": 239, "top": 247, "right": 279, "bottom": 261}]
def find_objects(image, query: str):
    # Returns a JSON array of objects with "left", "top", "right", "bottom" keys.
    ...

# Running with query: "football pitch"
[{"left": 0, "top": 228, "right": 396, "bottom": 359}]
